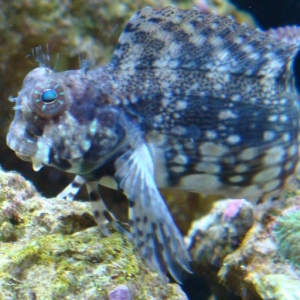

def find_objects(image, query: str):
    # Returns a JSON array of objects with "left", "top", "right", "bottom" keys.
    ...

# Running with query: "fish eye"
[
  {"left": 31, "top": 80, "right": 67, "bottom": 118},
  {"left": 41, "top": 89, "right": 57, "bottom": 103}
]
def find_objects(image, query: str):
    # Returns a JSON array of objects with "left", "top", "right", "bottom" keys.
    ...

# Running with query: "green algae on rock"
[
  {"left": 0, "top": 230, "right": 138, "bottom": 299},
  {"left": 185, "top": 194, "right": 300, "bottom": 299},
  {"left": 217, "top": 196, "right": 300, "bottom": 300},
  {"left": 249, "top": 274, "right": 300, "bottom": 300},
  {"left": 187, "top": 199, "right": 254, "bottom": 299},
  {"left": 274, "top": 208, "right": 300, "bottom": 267},
  {"left": 0, "top": 169, "right": 187, "bottom": 299}
]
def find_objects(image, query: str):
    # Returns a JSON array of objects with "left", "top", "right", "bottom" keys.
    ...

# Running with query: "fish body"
[{"left": 6, "top": 7, "right": 300, "bottom": 282}]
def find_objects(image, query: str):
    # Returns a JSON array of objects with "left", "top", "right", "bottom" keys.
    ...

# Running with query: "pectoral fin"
[{"left": 115, "top": 140, "right": 192, "bottom": 282}]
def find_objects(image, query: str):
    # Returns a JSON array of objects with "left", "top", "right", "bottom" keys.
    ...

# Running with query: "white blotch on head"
[
  {"left": 36, "top": 139, "right": 50, "bottom": 165},
  {"left": 81, "top": 140, "right": 91, "bottom": 151},
  {"left": 89, "top": 119, "right": 98, "bottom": 135}
]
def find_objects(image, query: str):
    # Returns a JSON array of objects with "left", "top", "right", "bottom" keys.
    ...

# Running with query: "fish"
[{"left": 6, "top": 6, "right": 300, "bottom": 283}]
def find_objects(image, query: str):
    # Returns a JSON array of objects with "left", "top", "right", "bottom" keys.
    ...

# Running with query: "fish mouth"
[
  {"left": 15, "top": 153, "right": 32, "bottom": 162},
  {"left": 10, "top": 146, "right": 45, "bottom": 172},
  {"left": 7, "top": 131, "right": 37, "bottom": 158},
  {"left": 7, "top": 131, "right": 48, "bottom": 172}
]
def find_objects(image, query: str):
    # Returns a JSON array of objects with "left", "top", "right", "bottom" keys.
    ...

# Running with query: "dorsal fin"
[
  {"left": 110, "top": 6, "right": 299, "bottom": 79},
  {"left": 266, "top": 26, "right": 300, "bottom": 46}
]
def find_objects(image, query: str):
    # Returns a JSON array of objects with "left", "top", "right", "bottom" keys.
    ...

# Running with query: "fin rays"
[{"left": 115, "top": 136, "right": 192, "bottom": 282}]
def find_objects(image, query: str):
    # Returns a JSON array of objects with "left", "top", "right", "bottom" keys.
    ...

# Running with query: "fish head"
[{"left": 7, "top": 67, "right": 126, "bottom": 174}]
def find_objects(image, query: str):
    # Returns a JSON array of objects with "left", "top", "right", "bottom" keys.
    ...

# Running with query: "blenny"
[{"left": 6, "top": 6, "right": 300, "bottom": 282}]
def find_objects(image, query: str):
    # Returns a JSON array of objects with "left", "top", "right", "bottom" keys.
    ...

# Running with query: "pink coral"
[
  {"left": 222, "top": 199, "right": 244, "bottom": 221},
  {"left": 108, "top": 285, "right": 131, "bottom": 300}
]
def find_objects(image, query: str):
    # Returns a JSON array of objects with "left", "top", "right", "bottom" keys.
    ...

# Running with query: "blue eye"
[{"left": 41, "top": 89, "right": 57, "bottom": 103}]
